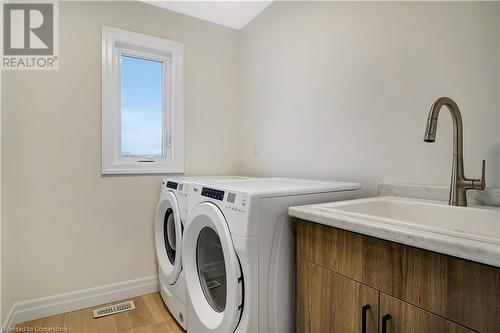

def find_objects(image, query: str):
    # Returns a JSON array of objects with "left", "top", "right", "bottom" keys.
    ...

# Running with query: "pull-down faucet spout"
[{"left": 423, "top": 97, "right": 485, "bottom": 207}]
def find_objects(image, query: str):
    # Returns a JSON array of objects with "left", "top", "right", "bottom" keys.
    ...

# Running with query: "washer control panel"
[
  {"left": 194, "top": 186, "right": 248, "bottom": 213},
  {"left": 201, "top": 187, "right": 225, "bottom": 201}
]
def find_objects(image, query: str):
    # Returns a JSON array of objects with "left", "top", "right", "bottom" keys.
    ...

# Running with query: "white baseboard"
[{"left": 2, "top": 275, "right": 159, "bottom": 330}]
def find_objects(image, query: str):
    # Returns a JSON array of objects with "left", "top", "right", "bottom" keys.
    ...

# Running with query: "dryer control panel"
[
  {"left": 161, "top": 179, "right": 187, "bottom": 197},
  {"left": 166, "top": 181, "right": 179, "bottom": 190}
]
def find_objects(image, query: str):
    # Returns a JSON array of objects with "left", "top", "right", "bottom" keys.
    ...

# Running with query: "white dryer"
[
  {"left": 182, "top": 178, "right": 361, "bottom": 333},
  {"left": 154, "top": 176, "right": 256, "bottom": 330}
]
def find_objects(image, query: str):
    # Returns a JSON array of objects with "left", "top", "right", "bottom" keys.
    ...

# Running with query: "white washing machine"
[
  {"left": 154, "top": 176, "right": 257, "bottom": 330},
  {"left": 182, "top": 178, "right": 361, "bottom": 333}
]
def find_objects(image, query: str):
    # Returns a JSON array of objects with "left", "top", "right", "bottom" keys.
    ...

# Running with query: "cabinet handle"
[
  {"left": 382, "top": 314, "right": 391, "bottom": 333},
  {"left": 361, "top": 304, "right": 371, "bottom": 333}
]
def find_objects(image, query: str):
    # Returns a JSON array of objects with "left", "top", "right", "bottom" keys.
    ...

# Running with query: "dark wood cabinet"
[
  {"left": 379, "top": 293, "right": 474, "bottom": 333},
  {"left": 297, "top": 259, "right": 378, "bottom": 333},
  {"left": 296, "top": 220, "right": 500, "bottom": 333}
]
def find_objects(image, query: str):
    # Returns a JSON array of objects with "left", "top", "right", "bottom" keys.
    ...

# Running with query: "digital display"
[
  {"left": 201, "top": 187, "right": 225, "bottom": 201},
  {"left": 166, "top": 181, "right": 178, "bottom": 190},
  {"left": 227, "top": 192, "right": 236, "bottom": 203}
]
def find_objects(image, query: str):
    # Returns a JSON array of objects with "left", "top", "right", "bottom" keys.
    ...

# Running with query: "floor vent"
[{"left": 93, "top": 300, "right": 136, "bottom": 319}]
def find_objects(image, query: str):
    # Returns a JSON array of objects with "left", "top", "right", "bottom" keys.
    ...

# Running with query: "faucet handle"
[{"left": 473, "top": 160, "right": 486, "bottom": 190}]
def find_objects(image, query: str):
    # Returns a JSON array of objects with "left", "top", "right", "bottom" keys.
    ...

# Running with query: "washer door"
[
  {"left": 184, "top": 202, "right": 243, "bottom": 332},
  {"left": 154, "top": 191, "right": 183, "bottom": 285}
]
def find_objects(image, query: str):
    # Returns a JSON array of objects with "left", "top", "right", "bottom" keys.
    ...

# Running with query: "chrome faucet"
[{"left": 423, "top": 97, "right": 485, "bottom": 207}]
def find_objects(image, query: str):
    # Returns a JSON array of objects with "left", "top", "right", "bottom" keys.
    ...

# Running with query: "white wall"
[
  {"left": 0, "top": 52, "right": 2, "bottom": 322},
  {"left": 1, "top": 1, "right": 240, "bottom": 321},
  {"left": 240, "top": 1, "right": 500, "bottom": 195}
]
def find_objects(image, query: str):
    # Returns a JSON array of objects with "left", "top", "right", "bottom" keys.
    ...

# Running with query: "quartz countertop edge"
[
  {"left": 379, "top": 182, "right": 500, "bottom": 207},
  {"left": 289, "top": 205, "right": 500, "bottom": 268}
]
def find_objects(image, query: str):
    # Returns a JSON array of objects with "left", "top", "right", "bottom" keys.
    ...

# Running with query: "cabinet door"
[
  {"left": 379, "top": 293, "right": 475, "bottom": 333},
  {"left": 297, "top": 220, "right": 500, "bottom": 332},
  {"left": 297, "top": 259, "right": 379, "bottom": 333}
]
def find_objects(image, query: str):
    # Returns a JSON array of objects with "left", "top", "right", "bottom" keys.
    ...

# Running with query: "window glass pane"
[{"left": 120, "top": 55, "right": 163, "bottom": 156}]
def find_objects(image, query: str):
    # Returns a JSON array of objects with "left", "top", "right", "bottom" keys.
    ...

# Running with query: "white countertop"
[
  {"left": 378, "top": 181, "right": 500, "bottom": 207},
  {"left": 289, "top": 197, "right": 500, "bottom": 268}
]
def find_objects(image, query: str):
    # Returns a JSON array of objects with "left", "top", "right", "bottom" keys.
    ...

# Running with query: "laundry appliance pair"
[
  {"left": 154, "top": 176, "right": 254, "bottom": 330},
  {"left": 155, "top": 176, "right": 361, "bottom": 332}
]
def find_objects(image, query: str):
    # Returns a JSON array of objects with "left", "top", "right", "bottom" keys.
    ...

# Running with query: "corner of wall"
[
  {"left": 0, "top": 59, "right": 3, "bottom": 324},
  {"left": 234, "top": 2, "right": 274, "bottom": 176}
]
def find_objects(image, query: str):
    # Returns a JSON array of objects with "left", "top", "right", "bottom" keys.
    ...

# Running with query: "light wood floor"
[{"left": 15, "top": 293, "right": 185, "bottom": 333}]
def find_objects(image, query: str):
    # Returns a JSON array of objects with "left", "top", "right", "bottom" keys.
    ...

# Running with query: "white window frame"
[{"left": 102, "top": 26, "right": 184, "bottom": 174}]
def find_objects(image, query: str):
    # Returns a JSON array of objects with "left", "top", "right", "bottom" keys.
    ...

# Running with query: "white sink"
[
  {"left": 289, "top": 196, "right": 500, "bottom": 267},
  {"left": 315, "top": 197, "right": 500, "bottom": 244}
]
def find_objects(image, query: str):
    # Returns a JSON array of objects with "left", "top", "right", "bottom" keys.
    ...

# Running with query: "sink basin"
[{"left": 314, "top": 196, "right": 500, "bottom": 245}]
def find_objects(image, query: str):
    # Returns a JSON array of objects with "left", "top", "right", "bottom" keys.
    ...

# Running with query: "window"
[
  {"left": 120, "top": 55, "right": 163, "bottom": 157},
  {"left": 102, "top": 26, "right": 184, "bottom": 174}
]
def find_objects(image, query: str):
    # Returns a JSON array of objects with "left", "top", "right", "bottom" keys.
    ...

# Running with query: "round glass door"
[
  {"left": 154, "top": 191, "right": 182, "bottom": 285},
  {"left": 183, "top": 202, "right": 243, "bottom": 332},
  {"left": 164, "top": 208, "right": 177, "bottom": 265},
  {"left": 196, "top": 227, "right": 227, "bottom": 312}
]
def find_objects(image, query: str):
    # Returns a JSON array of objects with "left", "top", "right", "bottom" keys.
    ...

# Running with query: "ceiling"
[{"left": 144, "top": 1, "right": 273, "bottom": 30}]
